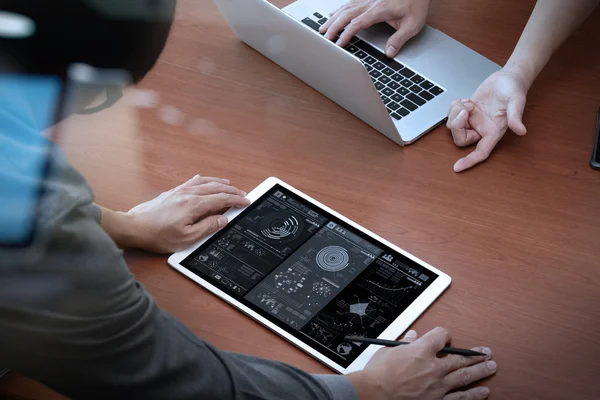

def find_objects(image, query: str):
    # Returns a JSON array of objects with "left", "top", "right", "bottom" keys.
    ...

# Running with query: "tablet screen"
[{"left": 181, "top": 184, "right": 438, "bottom": 367}]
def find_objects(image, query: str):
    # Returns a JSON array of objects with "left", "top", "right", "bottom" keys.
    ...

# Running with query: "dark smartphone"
[{"left": 592, "top": 108, "right": 600, "bottom": 170}]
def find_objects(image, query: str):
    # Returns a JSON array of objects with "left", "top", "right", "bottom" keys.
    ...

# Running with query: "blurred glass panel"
[{"left": 0, "top": 75, "right": 61, "bottom": 246}]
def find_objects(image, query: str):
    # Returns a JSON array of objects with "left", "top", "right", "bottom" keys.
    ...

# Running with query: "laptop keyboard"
[{"left": 301, "top": 13, "right": 445, "bottom": 121}]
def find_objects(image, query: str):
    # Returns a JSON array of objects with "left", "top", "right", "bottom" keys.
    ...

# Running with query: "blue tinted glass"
[{"left": 0, "top": 75, "right": 61, "bottom": 244}]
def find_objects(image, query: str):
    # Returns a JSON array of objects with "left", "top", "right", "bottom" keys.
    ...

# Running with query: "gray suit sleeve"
[{"left": 0, "top": 153, "right": 358, "bottom": 400}]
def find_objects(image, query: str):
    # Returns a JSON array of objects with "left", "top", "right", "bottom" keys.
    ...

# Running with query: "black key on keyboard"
[
  {"left": 407, "top": 93, "right": 426, "bottom": 106},
  {"left": 381, "top": 67, "right": 395, "bottom": 76},
  {"left": 397, "top": 87, "right": 410, "bottom": 96},
  {"left": 301, "top": 18, "right": 321, "bottom": 32},
  {"left": 430, "top": 86, "right": 444, "bottom": 96},
  {"left": 379, "top": 75, "right": 391, "bottom": 84},
  {"left": 382, "top": 96, "right": 391, "bottom": 105},
  {"left": 346, "top": 45, "right": 359, "bottom": 53},
  {"left": 373, "top": 61, "right": 386, "bottom": 70},
  {"left": 398, "top": 107, "right": 410, "bottom": 117},
  {"left": 391, "top": 93, "right": 404, "bottom": 103},
  {"left": 365, "top": 65, "right": 373, "bottom": 72},
  {"left": 318, "top": 18, "right": 328, "bottom": 25},
  {"left": 400, "top": 79, "right": 413, "bottom": 87},
  {"left": 382, "top": 87, "right": 394, "bottom": 97},
  {"left": 354, "top": 40, "right": 404, "bottom": 70},
  {"left": 399, "top": 68, "right": 415, "bottom": 78},
  {"left": 350, "top": 37, "right": 360, "bottom": 44},
  {"left": 355, "top": 50, "right": 368, "bottom": 59},
  {"left": 390, "top": 73, "right": 403, "bottom": 82},
  {"left": 388, "top": 59, "right": 404, "bottom": 70},
  {"left": 375, "top": 81, "right": 385, "bottom": 91},
  {"left": 400, "top": 99, "right": 418, "bottom": 111},
  {"left": 409, "top": 85, "right": 423, "bottom": 94},
  {"left": 369, "top": 69, "right": 382, "bottom": 79},
  {"left": 314, "top": 12, "right": 324, "bottom": 19},
  {"left": 420, "top": 80, "right": 434, "bottom": 90},
  {"left": 391, "top": 112, "right": 403, "bottom": 121},
  {"left": 419, "top": 91, "right": 434, "bottom": 101},
  {"left": 387, "top": 102, "right": 400, "bottom": 111},
  {"left": 364, "top": 56, "right": 377, "bottom": 65},
  {"left": 410, "top": 75, "right": 425, "bottom": 84},
  {"left": 388, "top": 81, "right": 400, "bottom": 90}
]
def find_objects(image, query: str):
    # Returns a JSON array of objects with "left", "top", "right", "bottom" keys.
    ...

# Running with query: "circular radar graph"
[
  {"left": 344, "top": 299, "right": 377, "bottom": 326},
  {"left": 316, "top": 246, "right": 350, "bottom": 272},
  {"left": 260, "top": 211, "right": 302, "bottom": 242}
]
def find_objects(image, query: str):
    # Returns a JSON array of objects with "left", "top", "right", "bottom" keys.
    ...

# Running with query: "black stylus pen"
[{"left": 344, "top": 336, "right": 486, "bottom": 357}]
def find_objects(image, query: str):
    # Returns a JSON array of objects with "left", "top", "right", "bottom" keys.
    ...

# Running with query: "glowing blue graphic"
[{"left": 0, "top": 75, "right": 61, "bottom": 244}]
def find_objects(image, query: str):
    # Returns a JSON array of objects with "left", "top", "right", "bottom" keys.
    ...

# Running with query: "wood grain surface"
[{"left": 1, "top": 0, "right": 599, "bottom": 399}]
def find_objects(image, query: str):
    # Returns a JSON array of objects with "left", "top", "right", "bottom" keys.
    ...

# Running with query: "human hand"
[
  {"left": 447, "top": 69, "right": 528, "bottom": 173},
  {"left": 346, "top": 328, "right": 497, "bottom": 400},
  {"left": 319, "top": 0, "right": 431, "bottom": 57},
  {"left": 114, "top": 175, "right": 250, "bottom": 253}
]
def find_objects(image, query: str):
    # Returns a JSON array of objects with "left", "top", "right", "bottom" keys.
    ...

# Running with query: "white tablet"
[{"left": 168, "top": 177, "right": 451, "bottom": 374}]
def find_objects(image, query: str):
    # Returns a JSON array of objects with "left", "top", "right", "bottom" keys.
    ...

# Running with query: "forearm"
[
  {"left": 4, "top": 176, "right": 350, "bottom": 399},
  {"left": 504, "top": 0, "right": 599, "bottom": 88},
  {"left": 98, "top": 205, "right": 140, "bottom": 249}
]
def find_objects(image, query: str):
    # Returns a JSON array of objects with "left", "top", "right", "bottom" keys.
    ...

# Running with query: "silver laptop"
[{"left": 213, "top": 0, "right": 500, "bottom": 145}]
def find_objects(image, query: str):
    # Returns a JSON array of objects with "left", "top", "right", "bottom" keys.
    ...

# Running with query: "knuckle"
[
  {"left": 415, "top": 344, "right": 430, "bottom": 359},
  {"left": 219, "top": 192, "right": 231, "bottom": 202},
  {"left": 339, "top": 10, "right": 352, "bottom": 21},
  {"left": 206, "top": 218, "right": 220, "bottom": 232},
  {"left": 375, "top": 0, "right": 387, "bottom": 9},
  {"left": 457, "top": 356, "right": 468, "bottom": 368},
  {"left": 409, "top": 21, "right": 423, "bottom": 34},
  {"left": 435, "top": 326, "right": 450, "bottom": 337},
  {"left": 350, "top": 16, "right": 366, "bottom": 29},
  {"left": 454, "top": 137, "right": 465, "bottom": 147},
  {"left": 348, "top": 17, "right": 360, "bottom": 28},
  {"left": 207, "top": 181, "right": 222, "bottom": 190},
  {"left": 474, "top": 151, "right": 489, "bottom": 162},
  {"left": 460, "top": 367, "right": 472, "bottom": 386},
  {"left": 191, "top": 175, "right": 203, "bottom": 184}
]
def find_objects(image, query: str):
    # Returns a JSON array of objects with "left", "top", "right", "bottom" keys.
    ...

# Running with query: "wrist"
[
  {"left": 346, "top": 371, "right": 383, "bottom": 400},
  {"left": 100, "top": 208, "right": 142, "bottom": 249},
  {"left": 503, "top": 57, "right": 537, "bottom": 91}
]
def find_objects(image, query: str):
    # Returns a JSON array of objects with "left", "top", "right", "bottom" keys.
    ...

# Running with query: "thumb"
[
  {"left": 385, "top": 25, "right": 415, "bottom": 58},
  {"left": 507, "top": 95, "right": 527, "bottom": 136},
  {"left": 401, "top": 330, "right": 418, "bottom": 343},
  {"left": 187, "top": 215, "right": 228, "bottom": 239}
]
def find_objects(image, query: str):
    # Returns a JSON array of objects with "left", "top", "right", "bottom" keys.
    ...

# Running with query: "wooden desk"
[{"left": 2, "top": 0, "right": 599, "bottom": 398}]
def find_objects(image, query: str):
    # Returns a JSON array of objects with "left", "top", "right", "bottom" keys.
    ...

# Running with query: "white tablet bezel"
[{"left": 168, "top": 177, "right": 451, "bottom": 374}]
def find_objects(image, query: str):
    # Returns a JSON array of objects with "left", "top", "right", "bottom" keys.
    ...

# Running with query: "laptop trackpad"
[{"left": 360, "top": 23, "right": 442, "bottom": 60}]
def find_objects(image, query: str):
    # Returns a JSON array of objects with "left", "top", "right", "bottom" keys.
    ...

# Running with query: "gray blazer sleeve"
[{"left": 0, "top": 151, "right": 358, "bottom": 400}]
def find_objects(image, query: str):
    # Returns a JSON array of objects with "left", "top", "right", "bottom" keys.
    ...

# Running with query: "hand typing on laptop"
[
  {"left": 319, "top": 0, "right": 432, "bottom": 57},
  {"left": 99, "top": 175, "right": 250, "bottom": 253}
]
